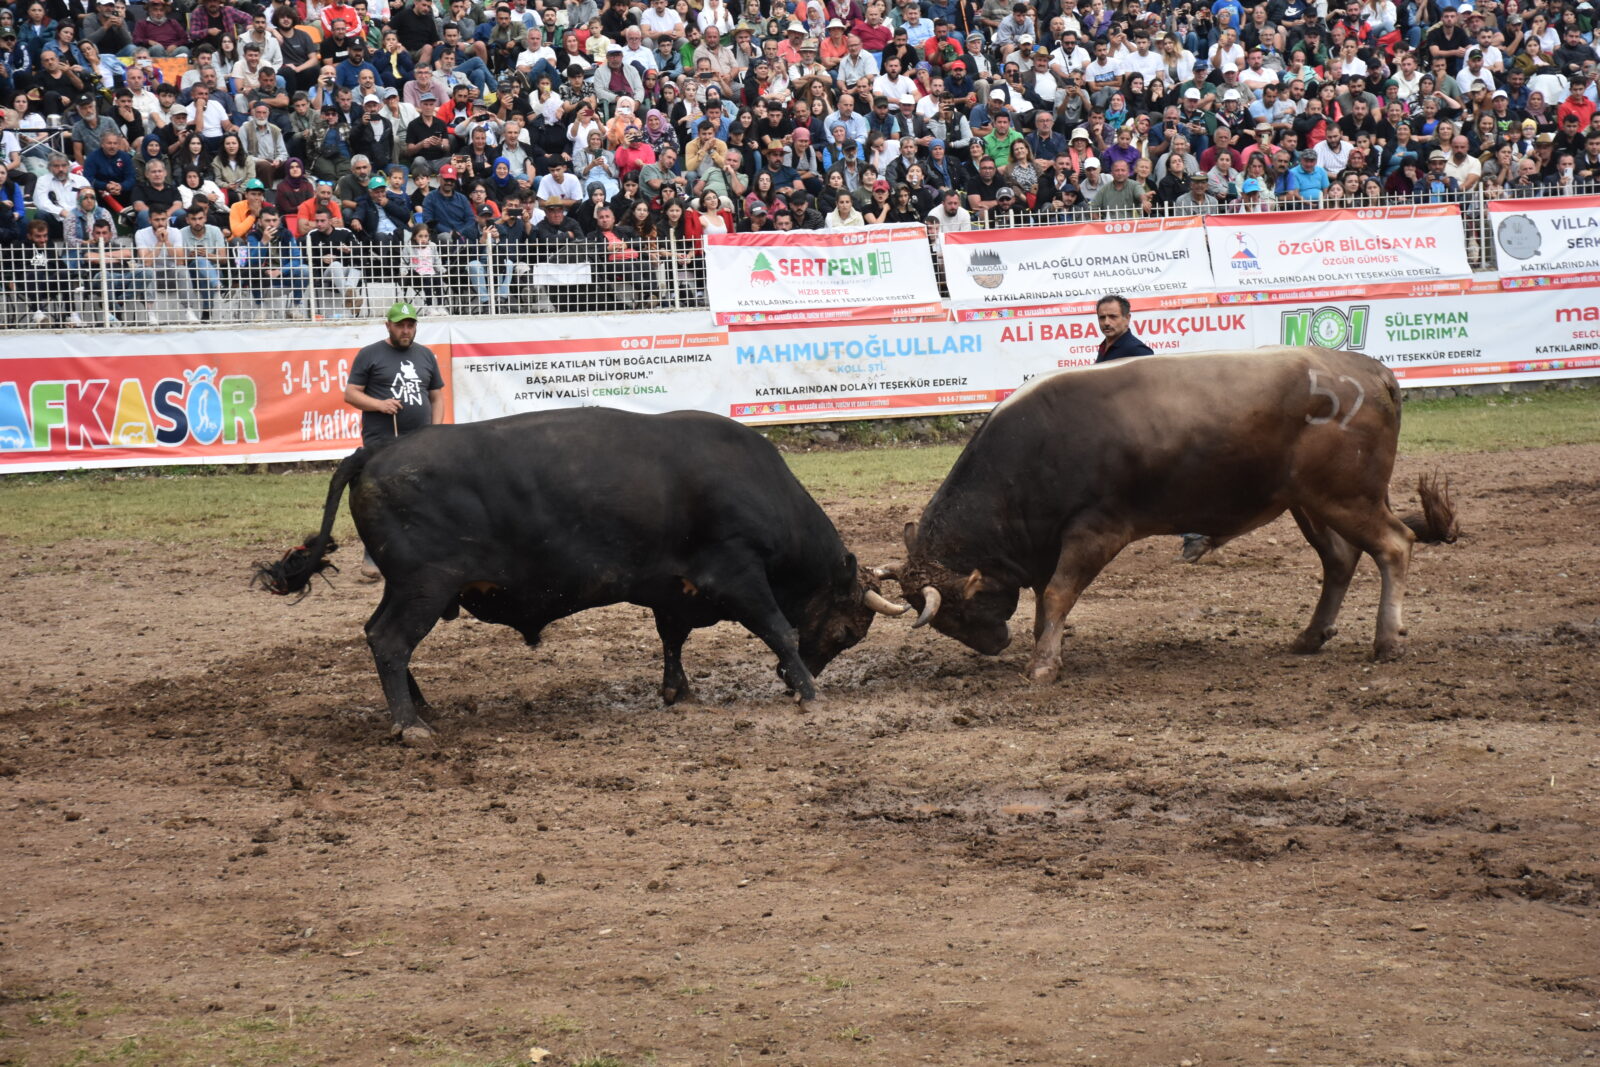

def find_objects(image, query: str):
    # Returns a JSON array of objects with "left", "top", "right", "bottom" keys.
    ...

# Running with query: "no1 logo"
[{"left": 1281, "top": 305, "right": 1371, "bottom": 350}]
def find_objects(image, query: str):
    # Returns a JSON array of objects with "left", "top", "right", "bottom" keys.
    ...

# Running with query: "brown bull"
[{"left": 879, "top": 347, "right": 1459, "bottom": 682}]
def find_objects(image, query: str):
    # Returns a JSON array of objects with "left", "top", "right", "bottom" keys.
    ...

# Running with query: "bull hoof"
[
  {"left": 795, "top": 690, "right": 823, "bottom": 714},
  {"left": 661, "top": 683, "right": 696, "bottom": 706},
  {"left": 400, "top": 725, "right": 437, "bottom": 747},
  {"left": 1290, "top": 626, "right": 1337, "bottom": 654},
  {"left": 1372, "top": 640, "right": 1406, "bottom": 662},
  {"left": 1025, "top": 662, "right": 1060, "bottom": 684},
  {"left": 390, "top": 720, "right": 437, "bottom": 746}
]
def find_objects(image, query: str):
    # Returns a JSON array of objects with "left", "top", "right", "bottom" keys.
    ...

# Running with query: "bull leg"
[
  {"left": 1288, "top": 506, "right": 1361, "bottom": 654},
  {"left": 406, "top": 670, "right": 431, "bottom": 712},
  {"left": 1314, "top": 505, "right": 1416, "bottom": 660},
  {"left": 364, "top": 583, "right": 452, "bottom": 743},
  {"left": 654, "top": 612, "right": 696, "bottom": 706},
  {"left": 1027, "top": 526, "right": 1131, "bottom": 684},
  {"left": 1032, "top": 586, "right": 1048, "bottom": 641},
  {"left": 695, "top": 559, "right": 819, "bottom": 705}
]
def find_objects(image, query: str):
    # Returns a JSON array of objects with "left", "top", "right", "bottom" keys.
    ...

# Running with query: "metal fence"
[
  {"left": 0, "top": 228, "right": 709, "bottom": 328},
  {"left": 0, "top": 185, "right": 1562, "bottom": 330}
]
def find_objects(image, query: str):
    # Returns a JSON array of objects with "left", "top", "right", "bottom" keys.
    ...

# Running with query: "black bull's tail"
[
  {"left": 252, "top": 448, "right": 372, "bottom": 597},
  {"left": 1400, "top": 473, "right": 1460, "bottom": 545}
]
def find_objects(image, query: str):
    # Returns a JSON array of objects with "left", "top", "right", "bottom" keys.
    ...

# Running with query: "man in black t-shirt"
[
  {"left": 344, "top": 300, "right": 445, "bottom": 580},
  {"left": 1424, "top": 8, "right": 1470, "bottom": 76}
]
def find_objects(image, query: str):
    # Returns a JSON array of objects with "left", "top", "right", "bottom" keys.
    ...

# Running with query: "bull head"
[{"left": 870, "top": 522, "right": 1016, "bottom": 655}]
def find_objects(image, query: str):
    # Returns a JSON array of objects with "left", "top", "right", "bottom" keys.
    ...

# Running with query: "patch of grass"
[
  {"left": 1399, "top": 388, "right": 1600, "bottom": 452},
  {"left": 674, "top": 985, "right": 715, "bottom": 997},
  {"left": 3, "top": 389, "right": 1595, "bottom": 548},
  {"left": 0, "top": 468, "right": 358, "bottom": 549},
  {"left": 831, "top": 1024, "right": 871, "bottom": 1042},
  {"left": 26, "top": 991, "right": 84, "bottom": 1029},
  {"left": 785, "top": 445, "right": 960, "bottom": 499},
  {"left": 570, "top": 1056, "right": 629, "bottom": 1067},
  {"left": 538, "top": 1013, "right": 584, "bottom": 1035}
]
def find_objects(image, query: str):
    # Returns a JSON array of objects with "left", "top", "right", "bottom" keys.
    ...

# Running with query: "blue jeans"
[
  {"left": 464, "top": 257, "right": 488, "bottom": 303},
  {"left": 188, "top": 256, "right": 222, "bottom": 314},
  {"left": 255, "top": 264, "right": 310, "bottom": 303},
  {"left": 453, "top": 56, "right": 493, "bottom": 94}
]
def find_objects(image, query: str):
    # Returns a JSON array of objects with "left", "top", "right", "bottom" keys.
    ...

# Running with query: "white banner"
[
  {"left": 1261, "top": 280, "right": 1600, "bottom": 388},
  {"left": 450, "top": 312, "right": 726, "bottom": 422},
  {"left": 1489, "top": 194, "right": 1600, "bottom": 285},
  {"left": 703, "top": 223, "right": 944, "bottom": 326},
  {"left": 1205, "top": 205, "right": 1472, "bottom": 301},
  {"left": 941, "top": 216, "right": 1215, "bottom": 316}
]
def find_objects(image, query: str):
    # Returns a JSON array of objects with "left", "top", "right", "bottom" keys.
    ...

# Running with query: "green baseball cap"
[
  {"left": 367, "top": 175, "right": 388, "bottom": 189},
  {"left": 244, "top": 178, "right": 266, "bottom": 191},
  {"left": 386, "top": 300, "right": 420, "bottom": 323}
]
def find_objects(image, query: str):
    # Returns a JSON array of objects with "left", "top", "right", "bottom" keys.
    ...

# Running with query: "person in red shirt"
[
  {"left": 852, "top": 7, "right": 892, "bottom": 54},
  {"left": 613, "top": 128, "right": 658, "bottom": 182},
  {"left": 1557, "top": 78, "right": 1597, "bottom": 130},
  {"left": 922, "top": 17, "right": 965, "bottom": 71},
  {"left": 321, "top": 1, "right": 365, "bottom": 38}
]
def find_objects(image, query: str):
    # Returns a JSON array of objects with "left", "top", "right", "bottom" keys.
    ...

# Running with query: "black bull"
[
  {"left": 256, "top": 409, "right": 907, "bottom": 741},
  {"left": 879, "top": 347, "right": 1460, "bottom": 681}
]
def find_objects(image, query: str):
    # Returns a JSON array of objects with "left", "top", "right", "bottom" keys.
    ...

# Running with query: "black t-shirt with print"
[{"left": 349, "top": 337, "right": 444, "bottom": 446}]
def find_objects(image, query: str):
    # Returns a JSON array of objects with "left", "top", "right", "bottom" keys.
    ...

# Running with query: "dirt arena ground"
[{"left": 2, "top": 445, "right": 1598, "bottom": 1067}]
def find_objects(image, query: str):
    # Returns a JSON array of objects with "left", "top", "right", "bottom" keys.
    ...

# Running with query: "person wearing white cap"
[
  {"left": 351, "top": 91, "right": 398, "bottom": 170},
  {"left": 1076, "top": 155, "right": 1107, "bottom": 199}
]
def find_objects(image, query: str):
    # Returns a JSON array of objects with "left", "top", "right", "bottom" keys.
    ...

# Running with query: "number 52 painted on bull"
[{"left": 1305, "top": 369, "right": 1366, "bottom": 429}]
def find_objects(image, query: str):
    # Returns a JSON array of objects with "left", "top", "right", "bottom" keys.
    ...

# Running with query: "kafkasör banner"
[
  {"left": 1490, "top": 194, "right": 1600, "bottom": 289},
  {"left": 703, "top": 223, "right": 944, "bottom": 326},
  {"left": 0, "top": 323, "right": 450, "bottom": 473},
  {"left": 1205, "top": 205, "right": 1471, "bottom": 302},
  {"left": 941, "top": 215, "right": 1215, "bottom": 317}
]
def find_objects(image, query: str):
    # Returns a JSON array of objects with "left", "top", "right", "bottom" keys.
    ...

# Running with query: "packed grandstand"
[{"left": 0, "top": 0, "right": 1596, "bottom": 324}]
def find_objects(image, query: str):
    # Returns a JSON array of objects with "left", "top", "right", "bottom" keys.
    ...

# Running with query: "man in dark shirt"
[
  {"left": 343, "top": 300, "right": 445, "bottom": 580},
  {"left": 405, "top": 92, "right": 454, "bottom": 163},
  {"left": 1093, "top": 292, "right": 1153, "bottom": 363},
  {"left": 1424, "top": 8, "right": 1470, "bottom": 76}
]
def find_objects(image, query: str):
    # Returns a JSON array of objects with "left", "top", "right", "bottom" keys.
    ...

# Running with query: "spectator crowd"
[{"left": 1, "top": 0, "right": 1597, "bottom": 323}]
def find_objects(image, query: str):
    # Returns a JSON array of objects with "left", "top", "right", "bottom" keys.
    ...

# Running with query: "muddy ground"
[{"left": 2, "top": 446, "right": 1598, "bottom": 1067}]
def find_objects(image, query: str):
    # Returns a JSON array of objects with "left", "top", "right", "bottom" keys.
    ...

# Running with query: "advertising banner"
[
  {"left": 1205, "top": 205, "right": 1472, "bottom": 302},
  {"left": 1257, "top": 281, "right": 1600, "bottom": 388},
  {"left": 1489, "top": 194, "right": 1600, "bottom": 288},
  {"left": 941, "top": 215, "right": 1215, "bottom": 317},
  {"left": 450, "top": 312, "right": 726, "bottom": 423},
  {"left": 0, "top": 323, "right": 450, "bottom": 474},
  {"left": 703, "top": 224, "right": 944, "bottom": 325}
]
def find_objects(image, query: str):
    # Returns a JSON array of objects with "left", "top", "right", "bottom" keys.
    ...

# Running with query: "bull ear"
[
  {"left": 962, "top": 569, "right": 986, "bottom": 600},
  {"left": 902, "top": 521, "right": 917, "bottom": 553}
]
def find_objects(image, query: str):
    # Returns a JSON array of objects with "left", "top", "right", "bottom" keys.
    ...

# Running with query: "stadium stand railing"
[{"left": 0, "top": 185, "right": 1560, "bottom": 329}]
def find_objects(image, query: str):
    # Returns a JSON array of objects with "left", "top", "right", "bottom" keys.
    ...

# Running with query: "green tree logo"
[{"left": 750, "top": 252, "right": 777, "bottom": 286}]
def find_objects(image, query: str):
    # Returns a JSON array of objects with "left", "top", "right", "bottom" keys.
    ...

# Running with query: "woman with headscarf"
[
  {"left": 605, "top": 96, "right": 643, "bottom": 149},
  {"left": 275, "top": 157, "right": 315, "bottom": 217},
  {"left": 1384, "top": 154, "right": 1423, "bottom": 199},
  {"left": 573, "top": 128, "right": 619, "bottom": 197},
  {"left": 640, "top": 108, "right": 675, "bottom": 152},
  {"left": 484, "top": 156, "right": 517, "bottom": 206},
  {"left": 135, "top": 135, "right": 171, "bottom": 185}
]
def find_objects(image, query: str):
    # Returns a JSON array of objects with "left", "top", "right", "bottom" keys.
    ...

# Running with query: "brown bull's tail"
[
  {"left": 251, "top": 449, "right": 372, "bottom": 598},
  {"left": 1401, "top": 473, "right": 1460, "bottom": 544}
]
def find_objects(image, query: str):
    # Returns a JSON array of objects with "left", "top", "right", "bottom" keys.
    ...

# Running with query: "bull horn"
[
  {"left": 912, "top": 586, "right": 942, "bottom": 628},
  {"left": 871, "top": 564, "right": 899, "bottom": 581},
  {"left": 863, "top": 589, "right": 911, "bottom": 617}
]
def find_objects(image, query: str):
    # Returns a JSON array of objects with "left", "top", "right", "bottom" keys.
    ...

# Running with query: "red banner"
[{"left": 0, "top": 327, "right": 451, "bottom": 473}]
